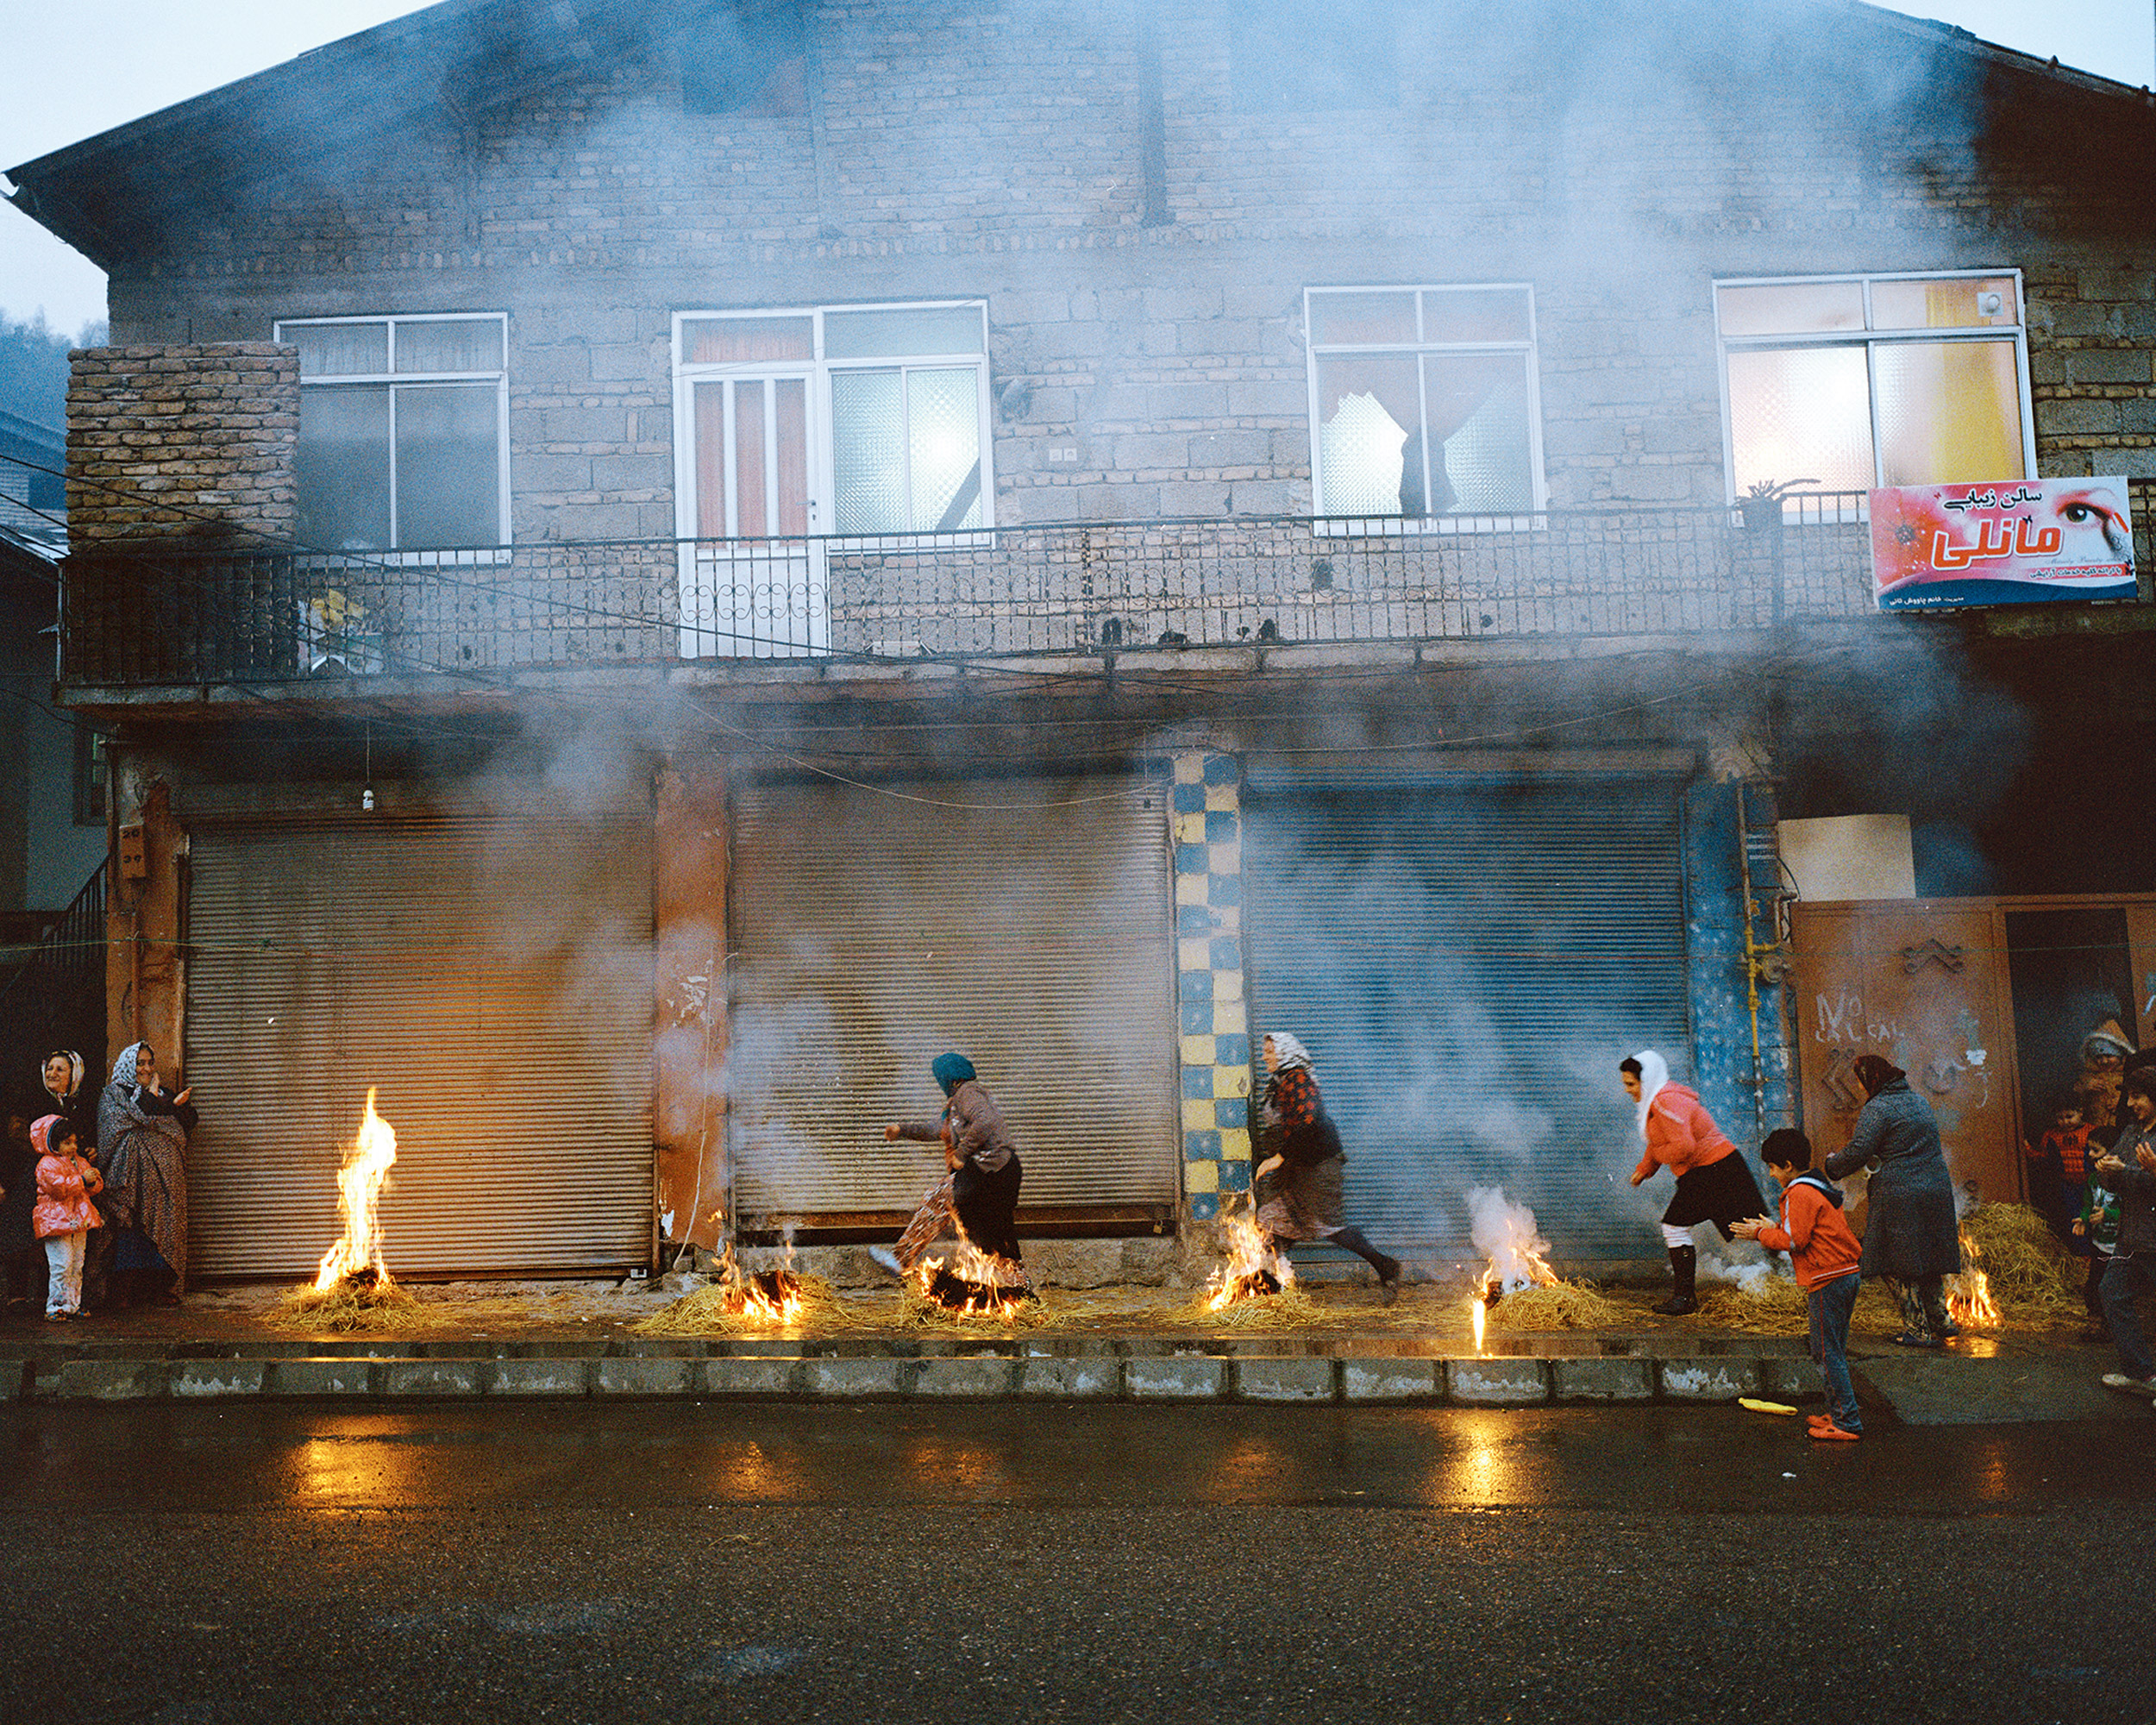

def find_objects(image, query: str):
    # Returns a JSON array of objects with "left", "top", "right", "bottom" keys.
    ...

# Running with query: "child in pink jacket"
[{"left": 32, "top": 1114, "right": 103, "bottom": 1320}]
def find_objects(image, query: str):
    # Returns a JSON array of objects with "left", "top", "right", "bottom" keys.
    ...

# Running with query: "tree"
[{"left": 0, "top": 310, "right": 106, "bottom": 430}]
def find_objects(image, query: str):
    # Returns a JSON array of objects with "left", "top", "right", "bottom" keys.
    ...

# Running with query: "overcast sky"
[{"left": 2, "top": 0, "right": 2152, "bottom": 341}]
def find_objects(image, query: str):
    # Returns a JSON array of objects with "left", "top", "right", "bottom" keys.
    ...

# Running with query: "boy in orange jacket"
[{"left": 1733, "top": 1127, "right": 1865, "bottom": 1441}]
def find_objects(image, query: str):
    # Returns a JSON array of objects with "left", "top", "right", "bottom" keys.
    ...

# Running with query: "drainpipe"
[{"left": 1735, "top": 781, "right": 1793, "bottom": 1136}]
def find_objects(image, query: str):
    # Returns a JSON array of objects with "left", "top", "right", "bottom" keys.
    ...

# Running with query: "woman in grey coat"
[{"left": 1822, "top": 1054, "right": 1963, "bottom": 1348}]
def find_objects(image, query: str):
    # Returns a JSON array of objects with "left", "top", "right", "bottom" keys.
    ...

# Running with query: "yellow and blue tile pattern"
[{"left": 1171, "top": 750, "right": 1250, "bottom": 1220}]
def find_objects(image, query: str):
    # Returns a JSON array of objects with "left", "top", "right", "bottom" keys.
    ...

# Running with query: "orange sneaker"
[{"left": 1808, "top": 1421, "right": 1860, "bottom": 1441}]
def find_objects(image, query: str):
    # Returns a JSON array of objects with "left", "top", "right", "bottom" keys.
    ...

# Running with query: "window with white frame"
[
  {"left": 673, "top": 302, "right": 990, "bottom": 542},
  {"left": 1715, "top": 272, "right": 2033, "bottom": 498},
  {"left": 1306, "top": 285, "right": 1544, "bottom": 520},
  {"left": 274, "top": 313, "right": 510, "bottom": 551}
]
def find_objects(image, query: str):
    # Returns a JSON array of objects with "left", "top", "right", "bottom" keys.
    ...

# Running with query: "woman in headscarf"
[
  {"left": 877, "top": 1052, "right": 1031, "bottom": 1296},
  {"left": 35, "top": 1051, "right": 92, "bottom": 1144},
  {"left": 97, "top": 1042, "right": 197, "bottom": 1304},
  {"left": 1623, "top": 1050, "right": 1767, "bottom": 1315},
  {"left": 1253, "top": 1032, "right": 1402, "bottom": 1303},
  {"left": 1822, "top": 1053, "right": 1962, "bottom": 1348}
]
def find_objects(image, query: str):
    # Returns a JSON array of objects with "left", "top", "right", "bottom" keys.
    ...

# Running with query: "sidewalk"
[{"left": 1, "top": 1280, "right": 2142, "bottom": 1421}]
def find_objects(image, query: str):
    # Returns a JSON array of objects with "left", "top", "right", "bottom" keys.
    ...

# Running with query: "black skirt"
[
  {"left": 952, "top": 1153, "right": 1024, "bottom": 1264},
  {"left": 1663, "top": 1152, "right": 1767, "bottom": 1239}
]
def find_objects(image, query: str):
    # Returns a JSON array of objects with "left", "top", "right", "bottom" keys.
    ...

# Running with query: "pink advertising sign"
[{"left": 1868, "top": 478, "right": 2137, "bottom": 610}]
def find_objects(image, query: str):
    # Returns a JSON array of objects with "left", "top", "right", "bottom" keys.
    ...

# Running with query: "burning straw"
[
  {"left": 273, "top": 1088, "right": 416, "bottom": 1331},
  {"left": 269, "top": 1272, "right": 423, "bottom": 1332},
  {"left": 636, "top": 1273, "right": 847, "bottom": 1335},
  {"left": 634, "top": 1240, "right": 843, "bottom": 1334},
  {"left": 1951, "top": 1202, "right": 2083, "bottom": 1328}
]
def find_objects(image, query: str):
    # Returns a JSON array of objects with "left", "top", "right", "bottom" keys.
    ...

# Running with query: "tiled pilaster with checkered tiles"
[{"left": 1170, "top": 750, "right": 1251, "bottom": 1221}]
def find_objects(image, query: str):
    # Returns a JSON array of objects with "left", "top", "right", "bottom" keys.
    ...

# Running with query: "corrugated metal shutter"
[
  {"left": 1243, "top": 776, "right": 1689, "bottom": 1262},
  {"left": 730, "top": 775, "right": 1178, "bottom": 1218},
  {"left": 185, "top": 817, "right": 654, "bottom": 1278}
]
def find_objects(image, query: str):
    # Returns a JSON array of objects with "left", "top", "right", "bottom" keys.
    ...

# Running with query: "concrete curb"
[{"left": 9, "top": 1345, "right": 1833, "bottom": 1407}]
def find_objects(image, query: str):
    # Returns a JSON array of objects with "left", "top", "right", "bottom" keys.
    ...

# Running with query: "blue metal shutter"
[{"left": 1242, "top": 775, "right": 1689, "bottom": 1265}]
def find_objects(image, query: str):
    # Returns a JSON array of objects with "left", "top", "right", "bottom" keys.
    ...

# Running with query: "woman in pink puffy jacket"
[{"left": 32, "top": 1114, "right": 103, "bottom": 1320}]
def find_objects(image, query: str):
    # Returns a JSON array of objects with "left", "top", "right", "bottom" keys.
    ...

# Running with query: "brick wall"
[
  {"left": 66, "top": 344, "right": 298, "bottom": 543},
  {"left": 90, "top": 0, "right": 2156, "bottom": 544}
]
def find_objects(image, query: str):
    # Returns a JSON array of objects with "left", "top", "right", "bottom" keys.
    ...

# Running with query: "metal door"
[{"left": 680, "top": 373, "right": 827, "bottom": 657}]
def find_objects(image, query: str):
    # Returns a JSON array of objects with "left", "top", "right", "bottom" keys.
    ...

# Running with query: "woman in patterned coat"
[{"left": 1254, "top": 1032, "right": 1402, "bottom": 1303}]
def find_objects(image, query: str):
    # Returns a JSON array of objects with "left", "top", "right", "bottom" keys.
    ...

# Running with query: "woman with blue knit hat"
[{"left": 879, "top": 1051, "right": 1031, "bottom": 1294}]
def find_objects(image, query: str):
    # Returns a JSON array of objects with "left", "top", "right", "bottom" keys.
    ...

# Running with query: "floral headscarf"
[
  {"left": 109, "top": 1042, "right": 146, "bottom": 1096},
  {"left": 1263, "top": 1032, "right": 1315, "bottom": 1079}
]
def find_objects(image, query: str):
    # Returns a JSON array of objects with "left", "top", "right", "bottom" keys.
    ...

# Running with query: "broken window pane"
[
  {"left": 1425, "top": 354, "right": 1532, "bottom": 513},
  {"left": 1315, "top": 353, "right": 1418, "bottom": 514},
  {"left": 908, "top": 368, "right": 982, "bottom": 531}
]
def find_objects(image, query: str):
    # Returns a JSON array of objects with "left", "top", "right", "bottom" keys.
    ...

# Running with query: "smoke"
[{"left": 1463, "top": 1184, "right": 1552, "bottom": 1292}]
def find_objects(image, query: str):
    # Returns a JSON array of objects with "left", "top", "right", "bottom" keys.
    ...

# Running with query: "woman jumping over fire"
[
  {"left": 876, "top": 1051, "right": 1032, "bottom": 1298},
  {"left": 1622, "top": 1050, "right": 1767, "bottom": 1315},
  {"left": 1254, "top": 1032, "right": 1402, "bottom": 1303}
]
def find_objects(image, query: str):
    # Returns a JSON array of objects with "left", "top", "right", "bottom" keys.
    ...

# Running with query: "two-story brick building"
[{"left": 9, "top": 0, "right": 2156, "bottom": 1284}]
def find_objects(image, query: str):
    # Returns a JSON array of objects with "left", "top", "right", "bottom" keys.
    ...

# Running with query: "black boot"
[
  {"left": 1656, "top": 1245, "right": 1698, "bottom": 1315},
  {"left": 1331, "top": 1227, "right": 1403, "bottom": 1304}
]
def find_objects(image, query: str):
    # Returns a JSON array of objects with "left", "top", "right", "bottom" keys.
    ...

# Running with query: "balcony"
[{"left": 58, "top": 490, "right": 2155, "bottom": 690}]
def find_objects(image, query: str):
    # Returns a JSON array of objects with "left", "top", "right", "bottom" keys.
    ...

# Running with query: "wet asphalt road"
[{"left": 1, "top": 1401, "right": 2151, "bottom": 1725}]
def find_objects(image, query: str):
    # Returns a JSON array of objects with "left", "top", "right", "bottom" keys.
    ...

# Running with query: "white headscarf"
[
  {"left": 41, "top": 1050, "right": 84, "bottom": 1105},
  {"left": 1264, "top": 1032, "right": 1315, "bottom": 1078},
  {"left": 1630, "top": 1048, "right": 1670, "bottom": 1140}
]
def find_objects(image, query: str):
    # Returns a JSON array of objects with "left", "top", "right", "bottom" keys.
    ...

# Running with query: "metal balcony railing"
[{"left": 58, "top": 488, "right": 2156, "bottom": 687}]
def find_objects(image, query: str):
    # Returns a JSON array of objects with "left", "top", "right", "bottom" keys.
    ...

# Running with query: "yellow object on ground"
[{"left": 1738, "top": 1396, "right": 1798, "bottom": 1415}]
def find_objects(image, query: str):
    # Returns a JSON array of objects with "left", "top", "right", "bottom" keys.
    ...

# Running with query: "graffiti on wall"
[{"left": 1814, "top": 992, "right": 1990, "bottom": 1115}]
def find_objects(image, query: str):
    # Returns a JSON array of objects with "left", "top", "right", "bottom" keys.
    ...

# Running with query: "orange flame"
[
  {"left": 914, "top": 1236, "right": 1028, "bottom": 1320},
  {"left": 1204, "top": 1206, "right": 1289, "bottom": 1310},
  {"left": 1470, "top": 1293, "right": 1486, "bottom": 1352},
  {"left": 1946, "top": 1227, "right": 1999, "bottom": 1329},
  {"left": 711, "top": 1239, "right": 803, "bottom": 1322},
  {"left": 314, "top": 1088, "right": 398, "bottom": 1290}
]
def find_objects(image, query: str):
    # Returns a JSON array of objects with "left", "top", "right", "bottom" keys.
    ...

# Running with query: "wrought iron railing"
[
  {"left": 0, "top": 859, "right": 108, "bottom": 1091},
  {"left": 59, "top": 486, "right": 2155, "bottom": 687}
]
